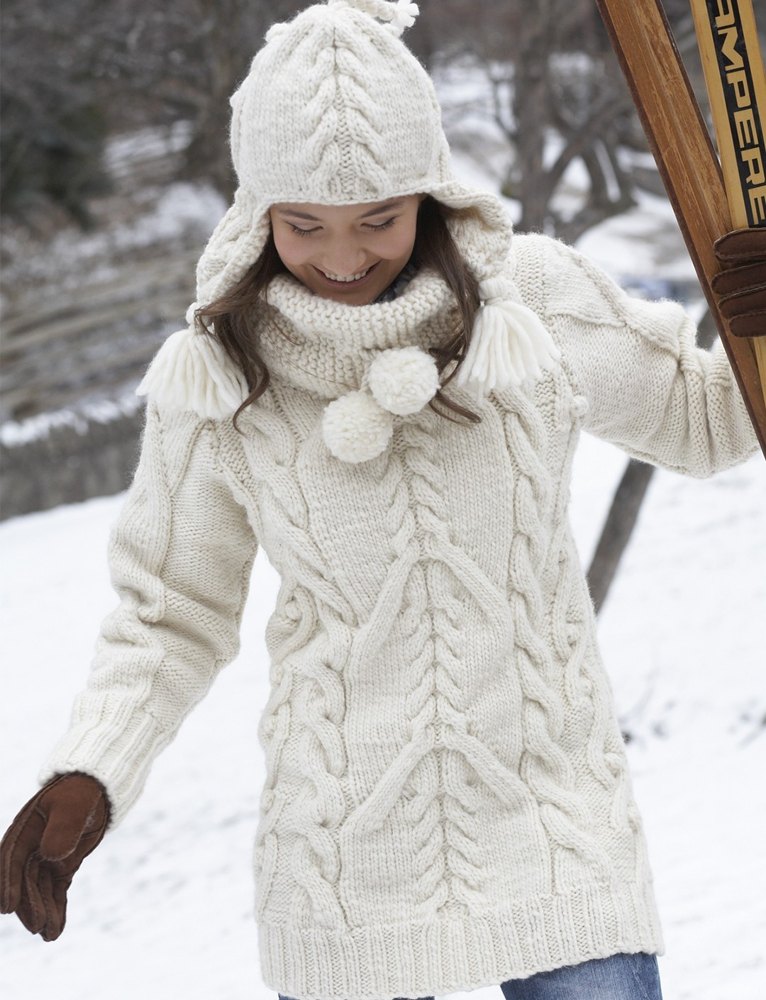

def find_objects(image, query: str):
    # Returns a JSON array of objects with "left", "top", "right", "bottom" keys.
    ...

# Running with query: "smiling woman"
[
  {"left": 1, "top": 1, "right": 762, "bottom": 999},
  {"left": 269, "top": 196, "right": 423, "bottom": 304}
]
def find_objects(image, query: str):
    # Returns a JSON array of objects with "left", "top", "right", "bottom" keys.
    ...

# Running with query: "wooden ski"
[{"left": 593, "top": 0, "right": 766, "bottom": 458}]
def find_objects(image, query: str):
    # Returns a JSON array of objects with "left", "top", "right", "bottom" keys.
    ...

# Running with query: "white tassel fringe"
[
  {"left": 454, "top": 277, "right": 561, "bottom": 399},
  {"left": 135, "top": 328, "right": 249, "bottom": 420}
]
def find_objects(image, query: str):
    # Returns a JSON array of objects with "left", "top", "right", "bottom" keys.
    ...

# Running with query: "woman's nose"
[{"left": 318, "top": 241, "right": 369, "bottom": 276}]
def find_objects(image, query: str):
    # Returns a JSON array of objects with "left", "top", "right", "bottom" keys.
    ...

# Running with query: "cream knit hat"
[{"left": 137, "top": 0, "right": 560, "bottom": 452}]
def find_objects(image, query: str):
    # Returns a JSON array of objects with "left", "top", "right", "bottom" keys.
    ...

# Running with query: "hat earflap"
[{"left": 453, "top": 274, "right": 562, "bottom": 401}]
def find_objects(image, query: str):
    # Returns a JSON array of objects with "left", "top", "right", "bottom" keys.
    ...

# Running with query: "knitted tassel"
[
  {"left": 135, "top": 327, "right": 248, "bottom": 419},
  {"left": 454, "top": 276, "right": 561, "bottom": 399}
]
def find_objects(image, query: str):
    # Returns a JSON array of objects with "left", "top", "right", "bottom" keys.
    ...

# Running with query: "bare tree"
[{"left": 0, "top": 0, "right": 306, "bottom": 222}]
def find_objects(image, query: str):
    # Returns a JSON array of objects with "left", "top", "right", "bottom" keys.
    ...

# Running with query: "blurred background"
[
  {"left": 1, "top": 2, "right": 765, "bottom": 998},
  {"left": 1, "top": 0, "right": 710, "bottom": 523}
]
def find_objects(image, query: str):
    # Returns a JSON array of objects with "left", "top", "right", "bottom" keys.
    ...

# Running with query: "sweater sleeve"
[
  {"left": 515, "top": 233, "right": 761, "bottom": 477},
  {"left": 37, "top": 401, "right": 259, "bottom": 828}
]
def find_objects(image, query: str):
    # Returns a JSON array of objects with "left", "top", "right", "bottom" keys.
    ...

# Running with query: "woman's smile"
[{"left": 313, "top": 261, "right": 380, "bottom": 289}]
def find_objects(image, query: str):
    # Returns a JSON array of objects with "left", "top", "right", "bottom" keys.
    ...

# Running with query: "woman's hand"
[
  {"left": 712, "top": 227, "right": 766, "bottom": 338},
  {"left": 0, "top": 772, "right": 110, "bottom": 940}
]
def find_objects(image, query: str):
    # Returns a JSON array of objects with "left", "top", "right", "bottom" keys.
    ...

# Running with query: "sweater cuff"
[{"left": 37, "top": 693, "right": 169, "bottom": 829}]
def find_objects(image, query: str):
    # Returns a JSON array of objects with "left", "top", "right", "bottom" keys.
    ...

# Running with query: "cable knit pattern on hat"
[{"left": 39, "top": 231, "right": 759, "bottom": 999}]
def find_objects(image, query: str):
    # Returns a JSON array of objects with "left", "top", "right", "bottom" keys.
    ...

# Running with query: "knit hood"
[{"left": 136, "top": 0, "right": 561, "bottom": 460}]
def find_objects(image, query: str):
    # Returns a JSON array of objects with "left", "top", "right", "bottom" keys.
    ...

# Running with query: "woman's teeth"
[{"left": 320, "top": 266, "right": 373, "bottom": 283}]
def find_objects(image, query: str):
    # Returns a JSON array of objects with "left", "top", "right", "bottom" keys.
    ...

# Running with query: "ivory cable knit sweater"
[{"left": 39, "top": 233, "right": 759, "bottom": 999}]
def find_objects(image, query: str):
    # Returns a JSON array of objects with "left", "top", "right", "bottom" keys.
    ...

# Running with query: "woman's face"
[{"left": 269, "top": 195, "right": 422, "bottom": 305}]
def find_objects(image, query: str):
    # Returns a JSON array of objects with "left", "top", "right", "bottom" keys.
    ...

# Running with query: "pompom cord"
[
  {"left": 454, "top": 291, "right": 561, "bottom": 399},
  {"left": 135, "top": 327, "right": 249, "bottom": 420}
]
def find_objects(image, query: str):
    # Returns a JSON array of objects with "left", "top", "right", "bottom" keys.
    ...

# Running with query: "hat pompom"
[
  {"left": 329, "top": 0, "right": 419, "bottom": 38},
  {"left": 454, "top": 276, "right": 561, "bottom": 400},
  {"left": 322, "top": 390, "right": 394, "bottom": 463},
  {"left": 135, "top": 327, "right": 248, "bottom": 419},
  {"left": 367, "top": 346, "right": 440, "bottom": 415}
]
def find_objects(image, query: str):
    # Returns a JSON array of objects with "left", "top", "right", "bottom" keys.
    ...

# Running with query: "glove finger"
[
  {"left": 714, "top": 228, "right": 766, "bottom": 263},
  {"left": 39, "top": 781, "right": 105, "bottom": 862},
  {"left": 0, "top": 805, "right": 46, "bottom": 914},
  {"left": 729, "top": 312, "right": 765, "bottom": 338},
  {"left": 717, "top": 283, "right": 766, "bottom": 317},
  {"left": 16, "top": 853, "right": 46, "bottom": 935},
  {"left": 712, "top": 261, "right": 766, "bottom": 297},
  {"left": 41, "top": 873, "right": 71, "bottom": 942}
]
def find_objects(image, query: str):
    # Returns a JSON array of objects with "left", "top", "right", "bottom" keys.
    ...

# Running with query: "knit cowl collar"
[
  {"left": 258, "top": 266, "right": 459, "bottom": 399},
  {"left": 255, "top": 266, "right": 463, "bottom": 463}
]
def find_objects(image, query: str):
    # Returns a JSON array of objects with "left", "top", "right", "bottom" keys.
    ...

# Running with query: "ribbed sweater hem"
[{"left": 258, "top": 879, "right": 664, "bottom": 999}]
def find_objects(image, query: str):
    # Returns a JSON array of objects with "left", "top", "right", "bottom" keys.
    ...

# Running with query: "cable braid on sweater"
[
  {"left": 332, "top": 439, "right": 445, "bottom": 915},
  {"left": 501, "top": 388, "right": 614, "bottom": 887},
  {"left": 289, "top": 626, "right": 350, "bottom": 929},
  {"left": 236, "top": 402, "right": 353, "bottom": 930},
  {"left": 552, "top": 540, "right": 651, "bottom": 893},
  {"left": 538, "top": 402, "right": 635, "bottom": 886},
  {"left": 341, "top": 444, "right": 423, "bottom": 684},
  {"left": 400, "top": 561, "right": 448, "bottom": 918},
  {"left": 403, "top": 417, "right": 493, "bottom": 912}
]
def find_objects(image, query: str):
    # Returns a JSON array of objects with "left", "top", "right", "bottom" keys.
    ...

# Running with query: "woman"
[{"left": 2, "top": 1, "right": 763, "bottom": 997}]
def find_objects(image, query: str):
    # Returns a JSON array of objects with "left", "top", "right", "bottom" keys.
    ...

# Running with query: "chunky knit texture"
[{"left": 39, "top": 232, "right": 759, "bottom": 998}]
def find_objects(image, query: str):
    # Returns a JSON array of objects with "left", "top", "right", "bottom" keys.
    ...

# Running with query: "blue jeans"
[{"left": 278, "top": 950, "right": 663, "bottom": 1000}]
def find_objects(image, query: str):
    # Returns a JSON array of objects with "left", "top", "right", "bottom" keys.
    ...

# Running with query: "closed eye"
[
  {"left": 365, "top": 218, "right": 396, "bottom": 231},
  {"left": 288, "top": 217, "right": 396, "bottom": 236}
]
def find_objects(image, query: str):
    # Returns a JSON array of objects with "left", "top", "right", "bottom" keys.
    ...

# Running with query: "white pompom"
[
  {"left": 367, "top": 346, "right": 440, "bottom": 415},
  {"left": 388, "top": 0, "right": 419, "bottom": 36},
  {"left": 453, "top": 277, "right": 561, "bottom": 399},
  {"left": 322, "top": 390, "right": 394, "bottom": 463},
  {"left": 333, "top": 0, "right": 419, "bottom": 37},
  {"left": 135, "top": 328, "right": 248, "bottom": 419}
]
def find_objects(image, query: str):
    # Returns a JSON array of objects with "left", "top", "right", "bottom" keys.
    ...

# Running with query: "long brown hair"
[{"left": 195, "top": 195, "right": 483, "bottom": 431}]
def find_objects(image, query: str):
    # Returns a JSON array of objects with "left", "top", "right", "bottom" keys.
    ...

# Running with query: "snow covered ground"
[{"left": 2, "top": 84, "right": 766, "bottom": 1000}]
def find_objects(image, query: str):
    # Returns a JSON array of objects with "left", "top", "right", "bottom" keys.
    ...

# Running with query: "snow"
[
  {"left": 0, "top": 392, "right": 144, "bottom": 448},
  {"left": 2, "top": 72, "right": 766, "bottom": 1000}
]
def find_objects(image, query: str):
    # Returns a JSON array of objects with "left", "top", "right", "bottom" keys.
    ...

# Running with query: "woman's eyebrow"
[{"left": 276, "top": 199, "right": 405, "bottom": 222}]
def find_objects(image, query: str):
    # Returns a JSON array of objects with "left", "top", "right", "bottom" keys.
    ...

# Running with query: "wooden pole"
[{"left": 593, "top": 0, "right": 766, "bottom": 458}]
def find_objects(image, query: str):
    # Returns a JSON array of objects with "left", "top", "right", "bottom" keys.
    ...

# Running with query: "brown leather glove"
[
  {"left": 712, "top": 227, "right": 766, "bottom": 338},
  {"left": 0, "top": 771, "right": 111, "bottom": 941}
]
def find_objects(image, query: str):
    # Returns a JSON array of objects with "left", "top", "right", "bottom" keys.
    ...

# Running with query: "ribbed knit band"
[
  {"left": 259, "top": 880, "right": 664, "bottom": 998},
  {"left": 37, "top": 694, "right": 167, "bottom": 828}
]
